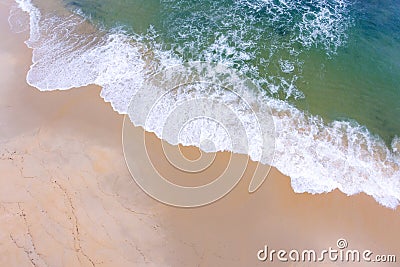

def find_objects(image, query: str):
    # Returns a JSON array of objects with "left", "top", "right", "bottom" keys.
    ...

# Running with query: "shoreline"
[
  {"left": 1, "top": 1, "right": 400, "bottom": 266},
  {"left": 16, "top": 0, "right": 400, "bottom": 209}
]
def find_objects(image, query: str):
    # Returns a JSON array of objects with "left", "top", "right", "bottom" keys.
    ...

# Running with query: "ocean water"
[{"left": 11, "top": 0, "right": 400, "bottom": 207}]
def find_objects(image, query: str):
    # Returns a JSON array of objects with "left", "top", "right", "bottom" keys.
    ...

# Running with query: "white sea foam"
[
  {"left": 238, "top": 0, "right": 352, "bottom": 53},
  {"left": 13, "top": 0, "right": 400, "bottom": 208}
]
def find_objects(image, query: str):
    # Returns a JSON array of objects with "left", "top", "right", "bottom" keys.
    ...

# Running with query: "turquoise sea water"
[
  {"left": 63, "top": 0, "right": 400, "bottom": 144},
  {"left": 14, "top": 0, "right": 400, "bottom": 207}
]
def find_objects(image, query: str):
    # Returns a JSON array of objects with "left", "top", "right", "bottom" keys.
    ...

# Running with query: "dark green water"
[{"left": 64, "top": 0, "right": 400, "bottom": 144}]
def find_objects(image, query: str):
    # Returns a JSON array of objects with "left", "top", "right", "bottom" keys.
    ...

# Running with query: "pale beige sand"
[{"left": 0, "top": 1, "right": 399, "bottom": 266}]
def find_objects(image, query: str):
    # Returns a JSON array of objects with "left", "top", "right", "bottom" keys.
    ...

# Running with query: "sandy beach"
[{"left": 1, "top": 0, "right": 400, "bottom": 266}]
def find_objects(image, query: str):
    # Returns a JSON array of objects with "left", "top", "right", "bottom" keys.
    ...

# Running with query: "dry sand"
[{"left": 0, "top": 1, "right": 399, "bottom": 266}]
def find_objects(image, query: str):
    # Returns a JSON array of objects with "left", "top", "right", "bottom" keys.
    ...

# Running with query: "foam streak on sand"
[{"left": 13, "top": 0, "right": 400, "bottom": 208}]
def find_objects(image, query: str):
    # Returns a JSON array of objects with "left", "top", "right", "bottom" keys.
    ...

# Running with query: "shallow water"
[{"left": 63, "top": 0, "right": 400, "bottom": 144}]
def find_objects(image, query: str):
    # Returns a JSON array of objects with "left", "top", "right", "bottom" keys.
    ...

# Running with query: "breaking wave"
[{"left": 12, "top": 0, "right": 400, "bottom": 208}]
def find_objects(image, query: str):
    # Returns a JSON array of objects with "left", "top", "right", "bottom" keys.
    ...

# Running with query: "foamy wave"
[
  {"left": 270, "top": 99, "right": 400, "bottom": 208},
  {"left": 13, "top": 0, "right": 400, "bottom": 208},
  {"left": 159, "top": 0, "right": 352, "bottom": 100},
  {"left": 238, "top": 0, "right": 352, "bottom": 53}
]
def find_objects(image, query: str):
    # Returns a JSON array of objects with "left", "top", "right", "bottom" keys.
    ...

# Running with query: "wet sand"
[{"left": 1, "top": 1, "right": 399, "bottom": 266}]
